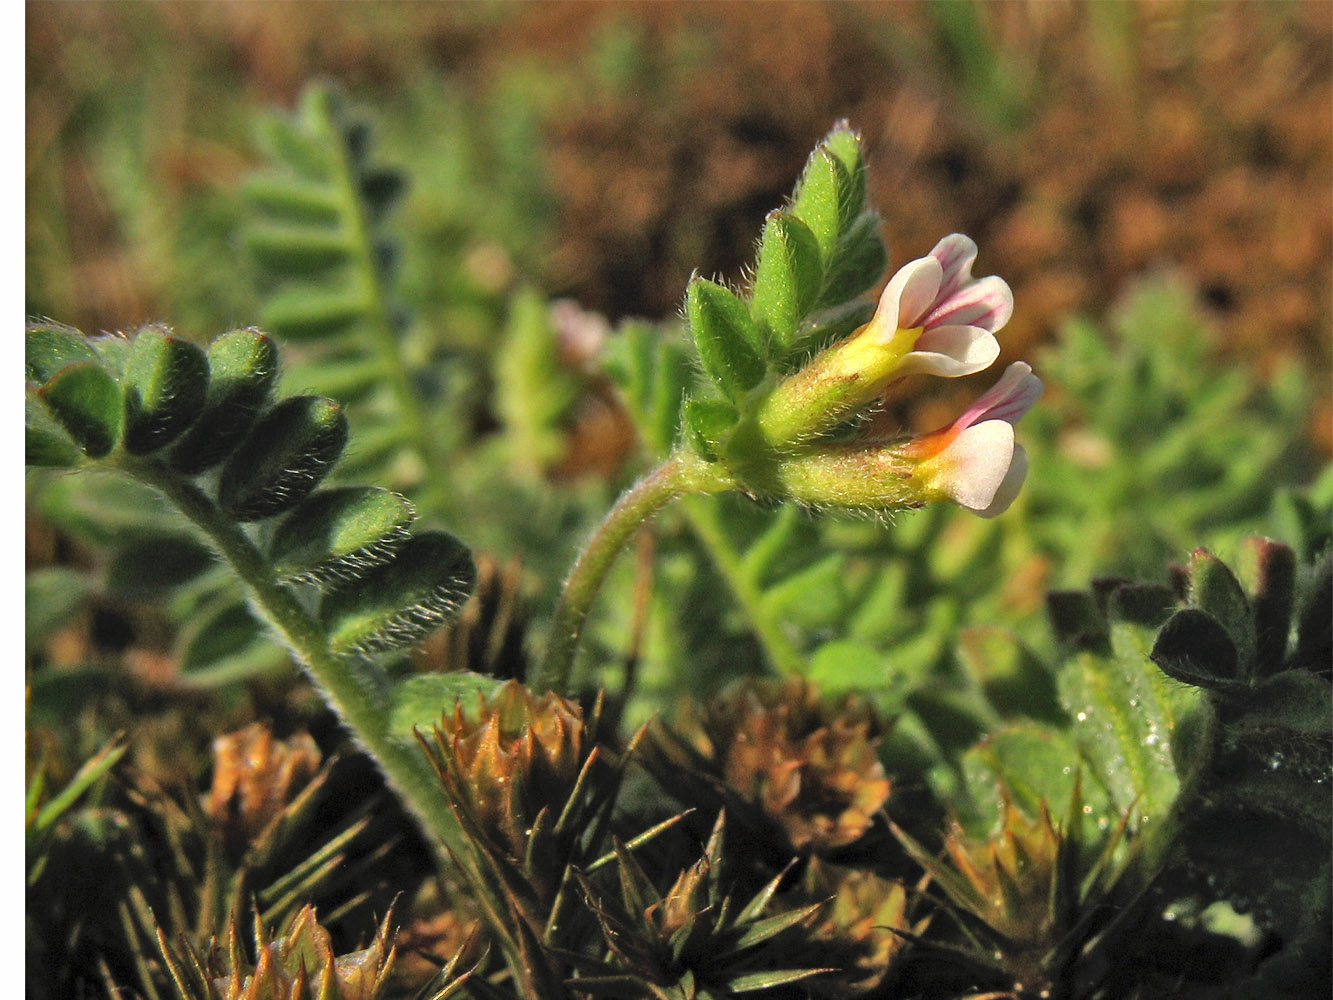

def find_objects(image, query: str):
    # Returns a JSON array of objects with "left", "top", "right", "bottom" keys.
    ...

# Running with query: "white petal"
[
  {"left": 929, "top": 234, "right": 979, "bottom": 302},
  {"left": 974, "top": 444, "right": 1029, "bottom": 518},
  {"left": 929, "top": 420, "right": 1016, "bottom": 512},
  {"left": 869, "top": 256, "right": 943, "bottom": 343},
  {"left": 893, "top": 326, "right": 1000, "bottom": 378},
  {"left": 923, "top": 274, "right": 1013, "bottom": 332}
]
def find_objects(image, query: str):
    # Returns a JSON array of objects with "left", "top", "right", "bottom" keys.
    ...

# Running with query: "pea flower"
[
  {"left": 862, "top": 234, "right": 1012, "bottom": 380},
  {"left": 770, "top": 362, "right": 1042, "bottom": 518},
  {"left": 899, "top": 361, "right": 1042, "bottom": 517},
  {"left": 756, "top": 234, "right": 1013, "bottom": 448}
]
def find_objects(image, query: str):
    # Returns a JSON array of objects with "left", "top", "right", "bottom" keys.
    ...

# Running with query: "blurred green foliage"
[{"left": 25, "top": 8, "right": 1331, "bottom": 997}]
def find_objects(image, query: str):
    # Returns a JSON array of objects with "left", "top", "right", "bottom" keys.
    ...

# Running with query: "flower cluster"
[{"left": 755, "top": 234, "right": 1039, "bottom": 518}]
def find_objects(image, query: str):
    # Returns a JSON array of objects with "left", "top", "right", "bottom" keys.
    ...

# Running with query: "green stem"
[
  {"left": 126, "top": 459, "right": 462, "bottom": 858},
  {"left": 326, "top": 114, "right": 452, "bottom": 511},
  {"left": 536, "top": 452, "right": 729, "bottom": 693},
  {"left": 679, "top": 495, "right": 809, "bottom": 677}
]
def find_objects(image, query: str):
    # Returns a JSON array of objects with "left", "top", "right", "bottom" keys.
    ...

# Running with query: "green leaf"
[
  {"left": 1190, "top": 549, "right": 1256, "bottom": 676},
  {"left": 26, "top": 388, "right": 81, "bottom": 468},
  {"left": 963, "top": 723, "right": 1103, "bottom": 833},
  {"left": 25, "top": 322, "right": 99, "bottom": 383},
  {"left": 320, "top": 530, "right": 476, "bottom": 656},
  {"left": 120, "top": 325, "right": 210, "bottom": 455},
  {"left": 31, "top": 738, "right": 127, "bottom": 836},
  {"left": 495, "top": 288, "right": 580, "bottom": 473},
  {"left": 958, "top": 625, "right": 1064, "bottom": 725},
  {"left": 1047, "top": 590, "right": 1111, "bottom": 653},
  {"left": 818, "top": 212, "right": 888, "bottom": 308},
  {"left": 37, "top": 361, "right": 123, "bottom": 458},
  {"left": 177, "top": 600, "right": 262, "bottom": 669},
  {"left": 686, "top": 277, "right": 766, "bottom": 399},
  {"left": 388, "top": 672, "right": 504, "bottom": 741},
  {"left": 217, "top": 396, "right": 349, "bottom": 521},
  {"left": 1062, "top": 622, "right": 1196, "bottom": 827},
  {"left": 603, "top": 320, "right": 693, "bottom": 455},
  {"left": 1241, "top": 538, "right": 1297, "bottom": 675},
  {"left": 751, "top": 212, "right": 823, "bottom": 353},
  {"left": 789, "top": 147, "right": 846, "bottom": 263},
  {"left": 807, "top": 640, "right": 885, "bottom": 697},
  {"left": 268, "top": 486, "right": 415, "bottom": 582},
  {"left": 104, "top": 535, "right": 215, "bottom": 598},
  {"left": 1151, "top": 608, "right": 1244, "bottom": 691},
  {"left": 256, "top": 112, "right": 334, "bottom": 182},
  {"left": 168, "top": 327, "right": 280, "bottom": 474},
  {"left": 242, "top": 172, "right": 342, "bottom": 224},
  {"left": 680, "top": 397, "right": 738, "bottom": 462},
  {"left": 25, "top": 568, "right": 94, "bottom": 651},
  {"left": 245, "top": 221, "right": 354, "bottom": 277},
  {"left": 84, "top": 334, "right": 132, "bottom": 378},
  {"left": 258, "top": 283, "right": 368, "bottom": 341},
  {"left": 820, "top": 121, "right": 868, "bottom": 221}
]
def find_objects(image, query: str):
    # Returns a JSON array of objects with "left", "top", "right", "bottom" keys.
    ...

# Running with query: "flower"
[
  {"left": 754, "top": 234, "right": 1013, "bottom": 449},
  {"left": 903, "top": 361, "right": 1043, "bottom": 517},
  {"left": 862, "top": 233, "right": 1012, "bottom": 379},
  {"left": 768, "top": 362, "right": 1042, "bottom": 518}
]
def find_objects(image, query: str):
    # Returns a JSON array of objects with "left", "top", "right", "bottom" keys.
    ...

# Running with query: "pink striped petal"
[
  {"left": 953, "top": 362, "right": 1043, "bottom": 431},
  {"left": 922, "top": 274, "right": 1013, "bottom": 333},
  {"left": 928, "top": 234, "right": 979, "bottom": 303}
]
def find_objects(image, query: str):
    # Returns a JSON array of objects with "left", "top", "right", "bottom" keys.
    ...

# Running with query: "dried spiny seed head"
[
  {"left": 161, "top": 904, "right": 396, "bottom": 1000},
  {"left": 942, "top": 802, "right": 1060, "bottom": 951},
  {"left": 649, "top": 854, "right": 713, "bottom": 941},
  {"left": 809, "top": 863, "right": 923, "bottom": 995},
  {"left": 432, "top": 680, "right": 587, "bottom": 856},
  {"left": 694, "top": 679, "right": 891, "bottom": 852},
  {"left": 205, "top": 723, "right": 321, "bottom": 846}
]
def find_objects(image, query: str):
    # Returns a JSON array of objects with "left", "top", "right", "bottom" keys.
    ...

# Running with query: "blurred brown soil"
[{"left": 26, "top": 0, "right": 1333, "bottom": 449}]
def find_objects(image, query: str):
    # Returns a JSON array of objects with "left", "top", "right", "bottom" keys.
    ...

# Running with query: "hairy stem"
[
  {"left": 536, "top": 452, "right": 730, "bottom": 693},
  {"left": 125, "top": 458, "right": 463, "bottom": 858}
]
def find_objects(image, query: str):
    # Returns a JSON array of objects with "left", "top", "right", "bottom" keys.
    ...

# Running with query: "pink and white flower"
[
  {"left": 862, "top": 234, "right": 1013, "bottom": 380},
  {"left": 902, "top": 362, "right": 1043, "bottom": 517}
]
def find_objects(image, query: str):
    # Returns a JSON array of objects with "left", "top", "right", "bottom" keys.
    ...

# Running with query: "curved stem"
[
  {"left": 536, "top": 452, "right": 729, "bottom": 693},
  {"left": 125, "top": 459, "right": 462, "bottom": 858}
]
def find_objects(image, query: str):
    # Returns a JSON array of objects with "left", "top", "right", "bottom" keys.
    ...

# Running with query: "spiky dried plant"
[
  {"left": 560, "top": 812, "right": 835, "bottom": 999},
  {"left": 417, "top": 680, "right": 651, "bottom": 998},
  {"left": 803, "top": 859, "right": 930, "bottom": 997},
  {"left": 645, "top": 678, "right": 892, "bottom": 861},
  {"left": 892, "top": 785, "right": 1142, "bottom": 1000},
  {"left": 155, "top": 904, "right": 396, "bottom": 1000}
]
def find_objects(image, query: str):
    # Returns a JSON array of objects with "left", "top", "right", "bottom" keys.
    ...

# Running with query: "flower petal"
[
  {"left": 893, "top": 325, "right": 1000, "bottom": 379},
  {"left": 974, "top": 443, "right": 1028, "bottom": 518},
  {"left": 926, "top": 420, "right": 1016, "bottom": 512},
  {"left": 923, "top": 274, "right": 1013, "bottom": 333},
  {"left": 928, "top": 234, "right": 979, "bottom": 303},
  {"left": 953, "top": 361, "right": 1043, "bottom": 431},
  {"left": 869, "top": 256, "right": 943, "bottom": 342}
]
